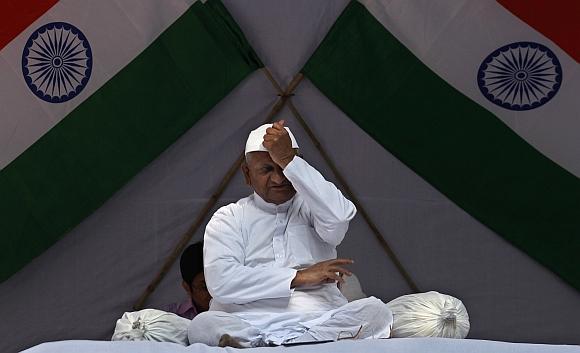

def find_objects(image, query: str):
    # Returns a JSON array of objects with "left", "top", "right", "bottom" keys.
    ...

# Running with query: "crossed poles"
[{"left": 133, "top": 68, "right": 418, "bottom": 311}]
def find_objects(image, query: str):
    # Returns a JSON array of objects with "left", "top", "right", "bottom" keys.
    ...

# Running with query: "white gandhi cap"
[{"left": 245, "top": 123, "right": 299, "bottom": 155}]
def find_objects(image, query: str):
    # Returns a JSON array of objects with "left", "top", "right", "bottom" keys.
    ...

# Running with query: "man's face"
[
  {"left": 242, "top": 151, "right": 296, "bottom": 205},
  {"left": 184, "top": 272, "right": 211, "bottom": 312}
]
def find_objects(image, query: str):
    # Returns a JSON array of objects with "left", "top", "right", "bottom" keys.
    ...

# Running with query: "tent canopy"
[{"left": 1, "top": 1, "right": 579, "bottom": 352}]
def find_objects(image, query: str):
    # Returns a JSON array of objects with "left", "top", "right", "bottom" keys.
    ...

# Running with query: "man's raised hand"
[
  {"left": 263, "top": 120, "right": 295, "bottom": 168},
  {"left": 291, "top": 258, "right": 354, "bottom": 288}
]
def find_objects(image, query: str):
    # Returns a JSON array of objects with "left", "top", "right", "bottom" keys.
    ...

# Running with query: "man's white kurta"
[{"left": 203, "top": 156, "right": 357, "bottom": 343}]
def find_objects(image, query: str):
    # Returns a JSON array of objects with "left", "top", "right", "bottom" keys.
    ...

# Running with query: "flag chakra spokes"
[
  {"left": 477, "top": 42, "right": 562, "bottom": 111},
  {"left": 22, "top": 22, "right": 92, "bottom": 103}
]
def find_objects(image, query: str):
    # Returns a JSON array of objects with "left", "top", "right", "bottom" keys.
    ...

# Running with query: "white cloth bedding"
[{"left": 22, "top": 338, "right": 580, "bottom": 353}]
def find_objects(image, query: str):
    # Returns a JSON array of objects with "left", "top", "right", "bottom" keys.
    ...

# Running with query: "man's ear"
[
  {"left": 241, "top": 162, "right": 251, "bottom": 186},
  {"left": 181, "top": 280, "right": 192, "bottom": 295}
]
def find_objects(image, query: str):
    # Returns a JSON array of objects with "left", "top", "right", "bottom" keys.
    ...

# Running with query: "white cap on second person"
[{"left": 245, "top": 123, "right": 299, "bottom": 155}]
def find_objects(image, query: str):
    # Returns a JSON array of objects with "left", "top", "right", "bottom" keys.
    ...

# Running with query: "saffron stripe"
[
  {"left": 498, "top": 0, "right": 580, "bottom": 62},
  {"left": 0, "top": 0, "right": 58, "bottom": 50}
]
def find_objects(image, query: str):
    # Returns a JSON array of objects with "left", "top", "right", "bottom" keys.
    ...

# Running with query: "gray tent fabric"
[{"left": 1, "top": 1, "right": 579, "bottom": 352}]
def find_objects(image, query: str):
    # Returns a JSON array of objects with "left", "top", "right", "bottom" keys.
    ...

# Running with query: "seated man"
[
  {"left": 188, "top": 121, "right": 392, "bottom": 347},
  {"left": 162, "top": 242, "right": 211, "bottom": 319}
]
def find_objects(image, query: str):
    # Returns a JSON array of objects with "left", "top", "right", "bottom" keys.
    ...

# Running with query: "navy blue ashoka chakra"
[
  {"left": 22, "top": 22, "right": 92, "bottom": 103},
  {"left": 477, "top": 42, "right": 562, "bottom": 111}
]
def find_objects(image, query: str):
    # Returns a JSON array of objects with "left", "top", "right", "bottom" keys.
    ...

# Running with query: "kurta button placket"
[{"left": 273, "top": 210, "right": 287, "bottom": 263}]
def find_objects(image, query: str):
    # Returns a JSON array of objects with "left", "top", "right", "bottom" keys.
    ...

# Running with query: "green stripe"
[
  {"left": 0, "top": 0, "right": 261, "bottom": 283},
  {"left": 303, "top": 1, "right": 580, "bottom": 290}
]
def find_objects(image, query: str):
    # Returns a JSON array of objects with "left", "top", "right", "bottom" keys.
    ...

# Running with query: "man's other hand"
[
  {"left": 263, "top": 120, "right": 295, "bottom": 168},
  {"left": 291, "top": 258, "right": 354, "bottom": 288}
]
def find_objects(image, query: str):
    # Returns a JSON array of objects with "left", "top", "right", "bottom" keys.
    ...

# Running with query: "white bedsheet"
[{"left": 22, "top": 338, "right": 580, "bottom": 353}]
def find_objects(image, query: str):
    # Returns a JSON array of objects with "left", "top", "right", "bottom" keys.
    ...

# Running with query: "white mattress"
[{"left": 22, "top": 338, "right": 580, "bottom": 353}]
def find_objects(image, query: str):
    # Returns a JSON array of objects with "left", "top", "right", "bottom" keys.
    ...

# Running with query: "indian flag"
[
  {"left": 0, "top": 0, "right": 261, "bottom": 283},
  {"left": 303, "top": 0, "right": 580, "bottom": 289}
]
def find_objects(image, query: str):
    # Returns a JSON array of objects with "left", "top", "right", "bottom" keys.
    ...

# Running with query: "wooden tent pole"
[
  {"left": 132, "top": 71, "right": 304, "bottom": 310},
  {"left": 262, "top": 68, "right": 420, "bottom": 293}
]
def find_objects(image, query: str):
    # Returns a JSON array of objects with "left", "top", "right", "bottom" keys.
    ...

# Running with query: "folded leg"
[
  {"left": 188, "top": 311, "right": 263, "bottom": 347},
  {"left": 298, "top": 297, "right": 393, "bottom": 342}
]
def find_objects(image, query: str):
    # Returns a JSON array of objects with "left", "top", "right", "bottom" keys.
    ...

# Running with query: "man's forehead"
[{"left": 246, "top": 151, "right": 273, "bottom": 164}]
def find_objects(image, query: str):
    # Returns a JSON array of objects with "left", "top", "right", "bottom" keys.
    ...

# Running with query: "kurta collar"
[{"left": 253, "top": 192, "right": 294, "bottom": 213}]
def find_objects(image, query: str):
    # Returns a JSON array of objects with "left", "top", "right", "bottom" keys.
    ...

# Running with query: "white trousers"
[{"left": 187, "top": 297, "right": 393, "bottom": 347}]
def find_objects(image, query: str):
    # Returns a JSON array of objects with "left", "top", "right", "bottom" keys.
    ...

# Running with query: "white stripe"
[
  {"left": 0, "top": 0, "right": 196, "bottom": 170},
  {"left": 360, "top": 0, "right": 580, "bottom": 177}
]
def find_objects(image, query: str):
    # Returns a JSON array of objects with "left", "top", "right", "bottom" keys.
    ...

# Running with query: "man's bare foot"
[{"left": 218, "top": 334, "right": 243, "bottom": 348}]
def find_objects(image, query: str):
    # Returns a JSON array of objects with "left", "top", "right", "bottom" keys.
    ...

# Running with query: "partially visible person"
[{"left": 162, "top": 242, "right": 211, "bottom": 319}]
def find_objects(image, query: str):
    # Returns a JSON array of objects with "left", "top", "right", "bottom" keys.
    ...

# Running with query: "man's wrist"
[
  {"left": 278, "top": 153, "right": 295, "bottom": 169},
  {"left": 290, "top": 270, "right": 303, "bottom": 288}
]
